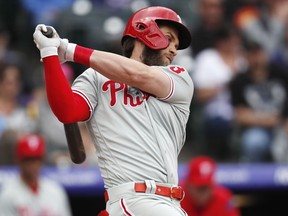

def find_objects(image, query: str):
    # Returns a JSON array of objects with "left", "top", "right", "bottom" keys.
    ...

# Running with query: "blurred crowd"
[
  {"left": 1, "top": 0, "right": 288, "bottom": 166},
  {"left": 187, "top": 0, "right": 288, "bottom": 164}
]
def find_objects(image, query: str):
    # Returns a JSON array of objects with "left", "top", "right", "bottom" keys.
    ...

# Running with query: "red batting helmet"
[
  {"left": 16, "top": 134, "right": 45, "bottom": 160},
  {"left": 122, "top": 6, "right": 191, "bottom": 50}
]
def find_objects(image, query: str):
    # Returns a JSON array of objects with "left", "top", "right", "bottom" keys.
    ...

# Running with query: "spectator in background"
[
  {"left": 236, "top": 0, "right": 288, "bottom": 57},
  {"left": 192, "top": 25, "right": 247, "bottom": 162},
  {"left": 223, "top": 0, "right": 262, "bottom": 22},
  {"left": 271, "top": 23, "right": 288, "bottom": 68},
  {"left": 0, "top": 63, "right": 36, "bottom": 165},
  {"left": 230, "top": 41, "right": 288, "bottom": 162},
  {"left": 0, "top": 25, "right": 33, "bottom": 94},
  {"left": 0, "top": 133, "right": 72, "bottom": 216},
  {"left": 180, "top": 156, "right": 240, "bottom": 216},
  {"left": 190, "top": 0, "right": 225, "bottom": 57},
  {"left": 0, "top": 26, "right": 21, "bottom": 65},
  {"left": 184, "top": 0, "right": 225, "bottom": 157}
]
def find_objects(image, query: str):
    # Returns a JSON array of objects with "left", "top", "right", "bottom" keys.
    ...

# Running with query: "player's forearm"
[
  {"left": 90, "top": 50, "right": 152, "bottom": 85},
  {"left": 70, "top": 45, "right": 170, "bottom": 98},
  {"left": 43, "top": 56, "right": 90, "bottom": 123},
  {"left": 91, "top": 50, "right": 173, "bottom": 98},
  {"left": 66, "top": 43, "right": 151, "bottom": 86},
  {"left": 69, "top": 44, "right": 152, "bottom": 84}
]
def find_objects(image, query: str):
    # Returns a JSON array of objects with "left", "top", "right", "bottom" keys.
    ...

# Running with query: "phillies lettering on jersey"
[{"left": 102, "top": 80, "right": 150, "bottom": 107}]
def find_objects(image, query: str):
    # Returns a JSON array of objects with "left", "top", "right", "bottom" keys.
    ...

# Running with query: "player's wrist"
[
  {"left": 41, "top": 46, "right": 58, "bottom": 59},
  {"left": 65, "top": 43, "right": 77, "bottom": 62},
  {"left": 66, "top": 44, "right": 94, "bottom": 66},
  {"left": 74, "top": 45, "right": 94, "bottom": 66}
]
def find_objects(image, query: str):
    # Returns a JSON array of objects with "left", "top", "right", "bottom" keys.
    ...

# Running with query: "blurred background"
[{"left": 1, "top": 0, "right": 288, "bottom": 215}]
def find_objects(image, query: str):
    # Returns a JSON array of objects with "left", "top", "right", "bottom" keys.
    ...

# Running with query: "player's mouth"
[{"left": 166, "top": 55, "right": 173, "bottom": 63}]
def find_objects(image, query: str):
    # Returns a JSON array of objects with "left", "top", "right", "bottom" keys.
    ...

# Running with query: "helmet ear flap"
[{"left": 133, "top": 19, "right": 169, "bottom": 50}]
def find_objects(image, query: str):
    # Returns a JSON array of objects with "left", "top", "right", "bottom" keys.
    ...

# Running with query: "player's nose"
[{"left": 169, "top": 43, "right": 177, "bottom": 56}]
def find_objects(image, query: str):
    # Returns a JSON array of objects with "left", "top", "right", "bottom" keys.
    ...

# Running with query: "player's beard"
[{"left": 141, "top": 46, "right": 166, "bottom": 66}]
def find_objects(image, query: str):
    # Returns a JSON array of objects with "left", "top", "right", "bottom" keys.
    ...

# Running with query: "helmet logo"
[
  {"left": 199, "top": 162, "right": 213, "bottom": 176},
  {"left": 27, "top": 136, "right": 40, "bottom": 150}
]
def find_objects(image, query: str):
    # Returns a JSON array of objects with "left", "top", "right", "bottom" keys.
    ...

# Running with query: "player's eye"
[{"left": 166, "top": 35, "right": 172, "bottom": 42}]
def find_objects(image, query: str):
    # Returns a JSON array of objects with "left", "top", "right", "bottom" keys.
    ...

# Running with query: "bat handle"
[
  {"left": 41, "top": 26, "right": 54, "bottom": 38},
  {"left": 64, "top": 123, "right": 86, "bottom": 164}
]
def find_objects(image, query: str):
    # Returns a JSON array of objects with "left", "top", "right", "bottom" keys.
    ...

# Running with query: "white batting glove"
[
  {"left": 58, "top": 38, "right": 77, "bottom": 63},
  {"left": 33, "top": 24, "right": 60, "bottom": 59},
  {"left": 58, "top": 38, "right": 69, "bottom": 64}
]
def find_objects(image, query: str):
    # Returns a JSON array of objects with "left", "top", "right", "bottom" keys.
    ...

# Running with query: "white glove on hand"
[
  {"left": 58, "top": 38, "right": 77, "bottom": 63},
  {"left": 33, "top": 24, "right": 60, "bottom": 59},
  {"left": 58, "top": 38, "right": 69, "bottom": 64}
]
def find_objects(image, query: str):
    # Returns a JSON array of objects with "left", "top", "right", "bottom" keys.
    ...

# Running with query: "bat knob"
[{"left": 41, "top": 26, "right": 53, "bottom": 38}]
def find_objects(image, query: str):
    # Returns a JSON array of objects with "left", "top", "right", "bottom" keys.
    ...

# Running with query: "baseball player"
[
  {"left": 180, "top": 156, "right": 240, "bottom": 216},
  {"left": 0, "top": 134, "right": 72, "bottom": 216},
  {"left": 33, "top": 6, "right": 193, "bottom": 216}
]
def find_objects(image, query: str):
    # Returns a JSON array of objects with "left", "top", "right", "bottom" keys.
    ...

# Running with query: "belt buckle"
[{"left": 170, "top": 186, "right": 185, "bottom": 201}]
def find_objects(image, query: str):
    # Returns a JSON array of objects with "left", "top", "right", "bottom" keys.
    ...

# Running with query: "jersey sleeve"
[
  {"left": 71, "top": 68, "right": 99, "bottom": 121},
  {"left": 157, "top": 65, "right": 194, "bottom": 110}
]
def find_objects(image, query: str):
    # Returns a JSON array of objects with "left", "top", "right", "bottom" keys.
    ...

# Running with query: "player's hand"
[{"left": 33, "top": 24, "right": 60, "bottom": 59}]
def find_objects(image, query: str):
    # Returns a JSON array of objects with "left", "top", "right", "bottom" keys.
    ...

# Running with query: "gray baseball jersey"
[{"left": 72, "top": 65, "right": 194, "bottom": 189}]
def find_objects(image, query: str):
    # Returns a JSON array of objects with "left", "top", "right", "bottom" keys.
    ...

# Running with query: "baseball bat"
[{"left": 41, "top": 26, "right": 86, "bottom": 164}]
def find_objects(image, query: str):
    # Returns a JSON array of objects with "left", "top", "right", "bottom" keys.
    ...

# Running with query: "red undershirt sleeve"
[{"left": 42, "top": 56, "right": 90, "bottom": 123}]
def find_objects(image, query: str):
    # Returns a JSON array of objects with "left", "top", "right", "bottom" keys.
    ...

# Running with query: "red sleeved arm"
[{"left": 42, "top": 56, "right": 90, "bottom": 123}]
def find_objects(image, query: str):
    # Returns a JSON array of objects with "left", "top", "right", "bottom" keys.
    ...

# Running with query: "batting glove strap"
[
  {"left": 41, "top": 47, "right": 58, "bottom": 59},
  {"left": 58, "top": 38, "right": 69, "bottom": 64},
  {"left": 65, "top": 43, "right": 77, "bottom": 62}
]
